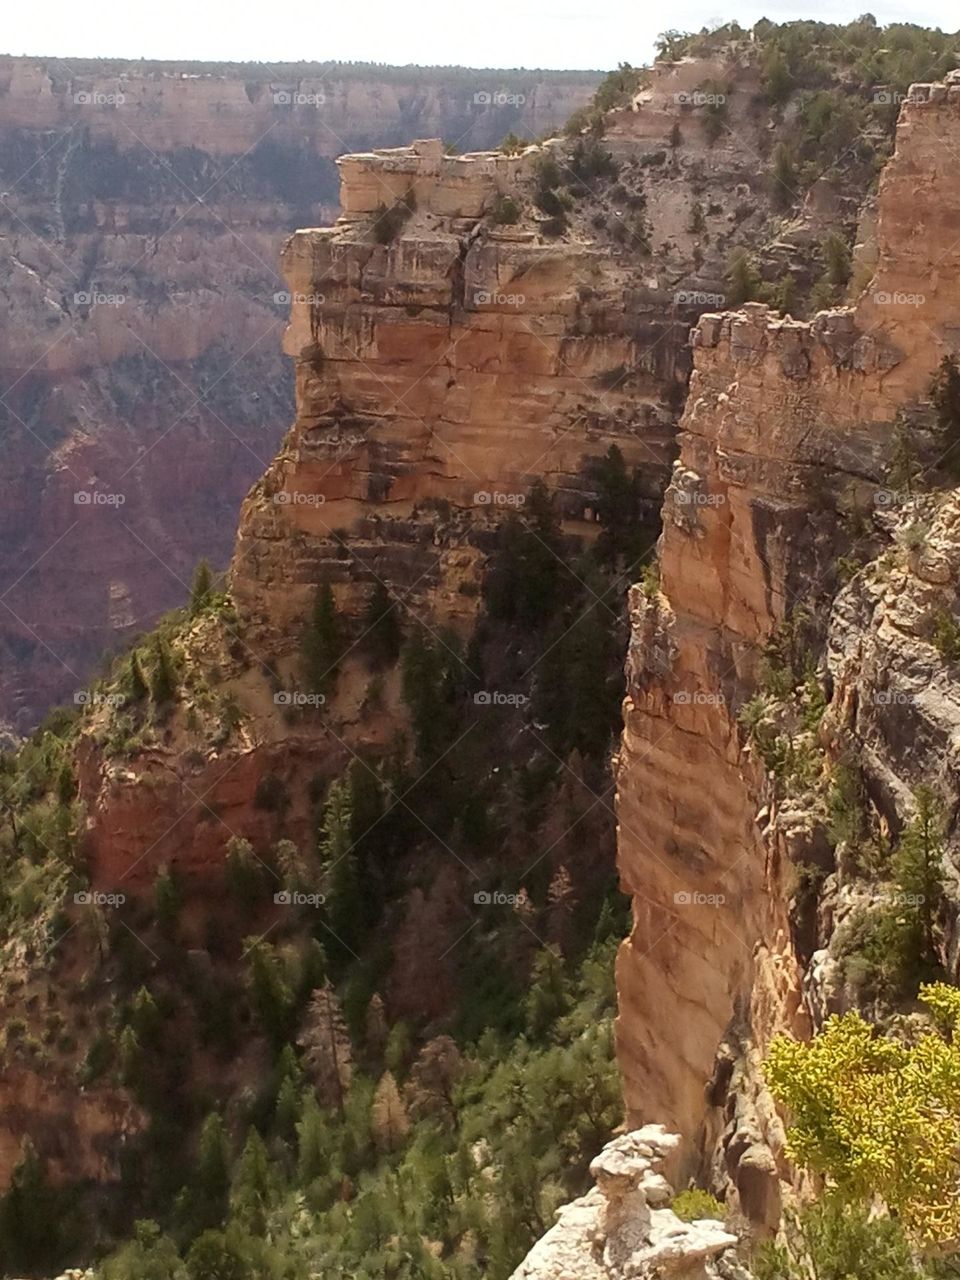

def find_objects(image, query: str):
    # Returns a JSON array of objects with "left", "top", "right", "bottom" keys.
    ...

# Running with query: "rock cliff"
[
  {"left": 614, "top": 72, "right": 960, "bottom": 1224},
  {"left": 0, "top": 57, "right": 597, "bottom": 731}
]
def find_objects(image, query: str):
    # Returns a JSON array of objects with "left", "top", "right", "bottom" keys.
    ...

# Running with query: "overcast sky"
[{"left": 3, "top": 0, "right": 958, "bottom": 71}]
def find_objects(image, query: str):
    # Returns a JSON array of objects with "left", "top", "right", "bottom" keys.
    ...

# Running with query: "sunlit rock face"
[
  {"left": 614, "top": 77, "right": 960, "bottom": 1224},
  {"left": 0, "top": 58, "right": 597, "bottom": 732}
]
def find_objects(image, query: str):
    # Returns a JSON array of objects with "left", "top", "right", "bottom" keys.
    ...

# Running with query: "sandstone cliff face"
[
  {"left": 0, "top": 57, "right": 597, "bottom": 732},
  {"left": 614, "top": 73, "right": 960, "bottom": 1224}
]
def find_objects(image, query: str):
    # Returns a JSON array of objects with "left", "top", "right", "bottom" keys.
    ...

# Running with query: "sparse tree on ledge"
[{"left": 189, "top": 558, "right": 214, "bottom": 617}]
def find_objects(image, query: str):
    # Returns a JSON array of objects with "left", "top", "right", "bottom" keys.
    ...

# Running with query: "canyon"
[
  {"left": 1, "top": 27, "right": 960, "bottom": 1280},
  {"left": 0, "top": 56, "right": 597, "bottom": 734}
]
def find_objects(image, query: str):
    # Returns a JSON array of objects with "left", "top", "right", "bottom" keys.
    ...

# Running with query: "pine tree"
[
  {"left": 822, "top": 232, "right": 852, "bottom": 290},
  {"left": 371, "top": 1071, "right": 411, "bottom": 1152},
  {"left": 0, "top": 1138, "right": 59, "bottom": 1272},
  {"left": 302, "top": 582, "right": 343, "bottom": 697},
  {"left": 547, "top": 865, "right": 577, "bottom": 954},
  {"left": 189, "top": 559, "right": 214, "bottom": 617},
  {"left": 154, "top": 864, "right": 180, "bottom": 937},
  {"left": 195, "top": 1112, "right": 230, "bottom": 1227},
  {"left": 296, "top": 1091, "right": 328, "bottom": 1184},
  {"left": 274, "top": 1075, "right": 299, "bottom": 1143},
  {"left": 727, "top": 250, "right": 761, "bottom": 305},
  {"left": 128, "top": 650, "right": 148, "bottom": 702},
  {"left": 525, "top": 946, "right": 571, "bottom": 1038},
  {"left": 405, "top": 1035, "right": 462, "bottom": 1122},
  {"left": 118, "top": 1025, "right": 142, "bottom": 1089},
  {"left": 246, "top": 940, "right": 295, "bottom": 1047},
  {"left": 130, "top": 986, "right": 162, "bottom": 1047},
  {"left": 298, "top": 981, "right": 354, "bottom": 1113},
  {"left": 771, "top": 143, "right": 797, "bottom": 210},
  {"left": 932, "top": 354, "right": 960, "bottom": 477},
  {"left": 362, "top": 580, "right": 402, "bottom": 666},
  {"left": 365, "top": 993, "right": 389, "bottom": 1060},
  {"left": 150, "top": 636, "right": 177, "bottom": 706},
  {"left": 893, "top": 785, "right": 946, "bottom": 973},
  {"left": 229, "top": 1130, "right": 272, "bottom": 1235}
]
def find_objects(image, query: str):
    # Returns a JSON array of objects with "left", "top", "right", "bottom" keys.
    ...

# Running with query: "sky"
[{"left": 2, "top": 0, "right": 958, "bottom": 71}]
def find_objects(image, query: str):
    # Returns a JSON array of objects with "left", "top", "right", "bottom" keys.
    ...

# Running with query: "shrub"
[
  {"left": 372, "top": 188, "right": 416, "bottom": 245},
  {"left": 672, "top": 1188, "right": 725, "bottom": 1221},
  {"left": 490, "top": 193, "right": 520, "bottom": 225}
]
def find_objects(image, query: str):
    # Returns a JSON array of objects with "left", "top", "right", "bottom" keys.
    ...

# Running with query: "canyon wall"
[
  {"left": 0, "top": 57, "right": 598, "bottom": 733},
  {"left": 614, "top": 71, "right": 960, "bottom": 1223}
]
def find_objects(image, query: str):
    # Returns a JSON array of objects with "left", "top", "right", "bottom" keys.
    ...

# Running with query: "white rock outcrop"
[{"left": 510, "top": 1126, "right": 741, "bottom": 1280}]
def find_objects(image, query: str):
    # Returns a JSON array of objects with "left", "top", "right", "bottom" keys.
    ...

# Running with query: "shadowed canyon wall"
[{"left": 0, "top": 57, "right": 598, "bottom": 734}]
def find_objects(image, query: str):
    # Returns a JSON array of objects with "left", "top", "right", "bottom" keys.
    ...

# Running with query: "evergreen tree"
[
  {"left": 0, "top": 1139, "right": 59, "bottom": 1272},
  {"left": 822, "top": 232, "right": 852, "bottom": 290},
  {"left": 229, "top": 1130, "right": 272, "bottom": 1236},
  {"left": 726, "top": 249, "right": 761, "bottom": 305},
  {"left": 302, "top": 582, "right": 343, "bottom": 697},
  {"left": 195, "top": 1112, "right": 231, "bottom": 1228},
  {"left": 932, "top": 354, "right": 960, "bottom": 477},
  {"left": 546, "top": 865, "right": 577, "bottom": 954},
  {"left": 771, "top": 142, "right": 797, "bottom": 210},
  {"left": 154, "top": 864, "right": 180, "bottom": 937},
  {"left": 362, "top": 580, "right": 402, "bottom": 666},
  {"left": 298, "top": 981, "right": 354, "bottom": 1114},
  {"left": 150, "top": 636, "right": 177, "bottom": 706},
  {"left": 893, "top": 785, "right": 946, "bottom": 973},
  {"left": 525, "top": 946, "right": 571, "bottom": 1037},
  {"left": 246, "top": 940, "right": 295, "bottom": 1047},
  {"left": 296, "top": 1091, "right": 329, "bottom": 1184},
  {"left": 129, "top": 650, "right": 149, "bottom": 703},
  {"left": 274, "top": 1075, "right": 300, "bottom": 1144},
  {"left": 130, "top": 986, "right": 162, "bottom": 1047},
  {"left": 371, "top": 1071, "right": 411, "bottom": 1152},
  {"left": 189, "top": 559, "right": 214, "bottom": 617},
  {"left": 365, "top": 993, "right": 389, "bottom": 1060}
]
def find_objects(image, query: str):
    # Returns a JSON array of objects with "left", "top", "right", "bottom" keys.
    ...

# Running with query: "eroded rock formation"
[
  {"left": 614, "top": 73, "right": 960, "bottom": 1222},
  {"left": 510, "top": 1126, "right": 742, "bottom": 1280}
]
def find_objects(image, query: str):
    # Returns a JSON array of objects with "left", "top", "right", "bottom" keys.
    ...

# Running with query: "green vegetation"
[
  {"left": 372, "top": 188, "right": 416, "bottom": 245},
  {"left": 765, "top": 983, "right": 960, "bottom": 1243},
  {"left": 932, "top": 355, "right": 960, "bottom": 478}
]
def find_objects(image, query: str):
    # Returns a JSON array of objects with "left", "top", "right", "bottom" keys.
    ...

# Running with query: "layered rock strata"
[{"left": 614, "top": 74, "right": 960, "bottom": 1223}]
